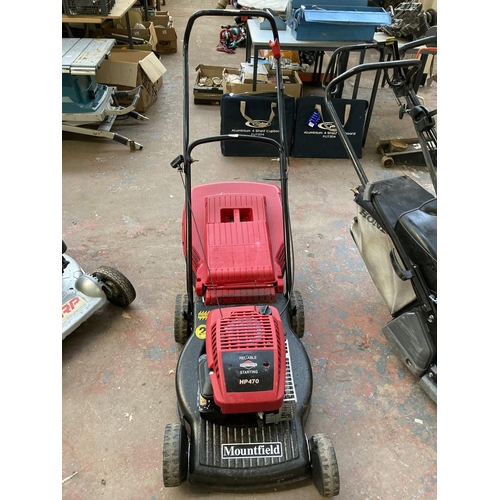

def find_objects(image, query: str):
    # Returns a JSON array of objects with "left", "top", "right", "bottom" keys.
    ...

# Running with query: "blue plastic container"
[
  {"left": 290, "top": 0, "right": 367, "bottom": 8},
  {"left": 290, "top": 5, "right": 391, "bottom": 41}
]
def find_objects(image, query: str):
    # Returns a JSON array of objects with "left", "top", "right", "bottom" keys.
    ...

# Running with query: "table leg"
[
  {"left": 125, "top": 11, "right": 134, "bottom": 49},
  {"left": 253, "top": 44, "right": 259, "bottom": 92}
]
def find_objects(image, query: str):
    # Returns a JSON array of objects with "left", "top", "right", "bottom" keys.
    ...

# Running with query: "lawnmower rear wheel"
[
  {"left": 174, "top": 294, "right": 189, "bottom": 344},
  {"left": 290, "top": 290, "right": 305, "bottom": 338},
  {"left": 309, "top": 433, "right": 340, "bottom": 497},
  {"left": 162, "top": 423, "right": 188, "bottom": 487},
  {"left": 93, "top": 266, "right": 136, "bottom": 307}
]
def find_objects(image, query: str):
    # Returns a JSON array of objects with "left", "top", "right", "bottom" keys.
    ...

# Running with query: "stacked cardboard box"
[{"left": 150, "top": 11, "right": 178, "bottom": 54}]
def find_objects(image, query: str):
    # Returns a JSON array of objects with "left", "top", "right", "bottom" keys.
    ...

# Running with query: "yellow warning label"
[
  {"left": 195, "top": 324, "right": 206, "bottom": 339},
  {"left": 198, "top": 310, "right": 209, "bottom": 321}
]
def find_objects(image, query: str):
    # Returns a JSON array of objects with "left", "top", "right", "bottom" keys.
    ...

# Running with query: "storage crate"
[
  {"left": 62, "top": 0, "right": 115, "bottom": 16},
  {"left": 290, "top": 6, "right": 391, "bottom": 41},
  {"left": 290, "top": 0, "right": 367, "bottom": 8}
]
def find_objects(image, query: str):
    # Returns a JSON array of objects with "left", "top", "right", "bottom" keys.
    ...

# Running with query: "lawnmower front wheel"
[
  {"left": 290, "top": 290, "right": 305, "bottom": 338},
  {"left": 162, "top": 423, "right": 189, "bottom": 487},
  {"left": 174, "top": 294, "right": 189, "bottom": 344},
  {"left": 309, "top": 433, "right": 340, "bottom": 497},
  {"left": 93, "top": 266, "right": 136, "bottom": 307}
]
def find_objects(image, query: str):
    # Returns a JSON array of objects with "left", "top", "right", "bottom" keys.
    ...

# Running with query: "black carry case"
[
  {"left": 292, "top": 96, "right": 367, "bottom": 158},
  {"left": 220, "top": 93, "right": 295, "bottom": 157}
]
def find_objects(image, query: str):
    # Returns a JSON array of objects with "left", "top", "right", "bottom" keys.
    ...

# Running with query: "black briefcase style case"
[
  {"left": 292, "top": 96, "right": 367, "bottom": 158},
  {"left": 220, "top": 93, "right": 295, "bottom": 157}
]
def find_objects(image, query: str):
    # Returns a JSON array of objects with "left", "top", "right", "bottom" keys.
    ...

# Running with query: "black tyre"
[
  {"left": 174, "top": 294, "right": 189, "bottom": 344},
  {"left": 92, "top": 266, "right": 136, "bottom": 307},
  {"left": 162, "top": 423, "right": 188, "bottom": 487},
  {"left": 290, "top": 290, "right": 305, "bottom": 338},
  {"left": 309, "top": 434, "right": 340, "bottom": 497}
]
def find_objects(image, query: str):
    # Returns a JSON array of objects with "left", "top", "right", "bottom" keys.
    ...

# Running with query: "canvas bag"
[
  {"left": 350, "top": 204, "right": 417, "bottom": 315},
  {"left": 292, "top": 96, "right": 367, "bottom": 158},
  {"left": 220, "top": 92, "right": 295, "bottom": 157}
]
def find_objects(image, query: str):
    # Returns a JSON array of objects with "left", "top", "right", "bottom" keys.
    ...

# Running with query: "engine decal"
[
  {"left": 223, "top": 350, "right": 274, "bottom": 392},
  {"left": 222, "top": 442, "right": 283, "bottom": 459}
]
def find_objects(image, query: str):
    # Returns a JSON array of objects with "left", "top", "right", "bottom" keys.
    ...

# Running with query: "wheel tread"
[
  {"left": 93, "top": 265, "right": 136, "bottom": 307},
  {"left": 310, "top": 433, "right": 340, "bottom": 497},
  {"left": 162, "top": 423, "right": 187, "bottom": 487}
]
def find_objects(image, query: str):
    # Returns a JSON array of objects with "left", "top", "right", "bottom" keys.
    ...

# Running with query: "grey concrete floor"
[{"left": 62, "top": 1, "right": 437, "bottom": 498}]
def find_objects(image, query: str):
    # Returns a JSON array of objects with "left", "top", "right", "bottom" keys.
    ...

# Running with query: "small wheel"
[
  {"left": 163, "top": 423, "right": 188, "bottom": 487},
  {"left": 92, "top": 266, "right": 136, "bottom": 307},
  {"left": 382, "top": 155, "right": 395, "bottom": 168},
  {"left": 426, "top": 8, "right": 437, "bottom": 25},
  {"left": 309, "top": 434, "right": 340, "bottom": 497},
  {"left": 290, "top": 290, "right": 305, "bottom": 338},
  {"left": 174, "top": 294, "right": 189, "bottom": 344}
]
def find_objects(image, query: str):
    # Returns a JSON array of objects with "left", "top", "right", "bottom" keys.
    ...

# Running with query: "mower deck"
[{"left": 175, "top": 293, "right": 313, "bottom": 491}]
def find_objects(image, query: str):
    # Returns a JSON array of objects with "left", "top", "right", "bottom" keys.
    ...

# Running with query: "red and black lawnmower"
[
  {"left": 323, "top": 36, "right": 437, "bottom": 403},
  {"left": 162, "top": 9, "right": 340, "bottom": 497}
]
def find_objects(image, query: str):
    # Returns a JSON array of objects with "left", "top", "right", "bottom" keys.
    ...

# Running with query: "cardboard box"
[
  {"left": 290, "top": 6, "right": 391, "bottom": 41},
  {"left": 103, "top": 21, "right": 158, "bottom": 51},
  {"left": 193, "top": 65, "right": 236, "bottom": 105},
  {"left": 222, "top": 68, "right": 303, "bottom": 99},
  {"left": 152, "top": 21, "right": 177, "bottom": 54},
  {"left": 148, "top": 12, "right": 177, "bottom": 54},
  {"left": 240, "top": 62, "right": 268, "bottom": 84},
  {"left": 95, "top": 50, "right": 166, "bottom": 113}
]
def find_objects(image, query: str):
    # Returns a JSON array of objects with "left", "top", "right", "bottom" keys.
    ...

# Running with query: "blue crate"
[
  {"left": 290, "top": 6, "right": 391, "bottom": 41},
  {"left": 290, "top": 0, "right": 367, "bottom": 8}
]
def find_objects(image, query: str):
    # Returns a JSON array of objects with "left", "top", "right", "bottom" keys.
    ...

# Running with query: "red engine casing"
[{"left": 205, "top": 305, "right": 286, "bottom": 414}]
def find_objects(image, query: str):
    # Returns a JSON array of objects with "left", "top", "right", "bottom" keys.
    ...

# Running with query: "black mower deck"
[{"left": 174, "top": 294, "right": 314, "bottom": 490}]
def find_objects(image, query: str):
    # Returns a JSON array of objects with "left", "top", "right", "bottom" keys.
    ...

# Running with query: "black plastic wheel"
[
  {"left": 426, "top": 8, "right": 437, "bottom": 26},
  {"left": 92, "top": 266, "right": 136, "bottom": 307},
  {"left": 290, "top": 290, "right": 305, "bottom": 338},
  {"left": 309, "top": 434, "right": 340, "bottom": 497},
  {"left": 174, "top": 294, "right": 189, "bottom": 344},
  {"left": 162, "top": 423, "right": 188, "bottom": 487}
]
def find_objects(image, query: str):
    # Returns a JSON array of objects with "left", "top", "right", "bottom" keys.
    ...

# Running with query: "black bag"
[
  {"left": 291, "top": 96, "right": 367, "bottom": 158},
  {"left": 220, "top": 93, "right": 295, "bottom": 157}
]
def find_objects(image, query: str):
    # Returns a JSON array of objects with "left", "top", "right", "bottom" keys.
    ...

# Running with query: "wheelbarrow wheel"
[
  {"left": 290, "top": 290, "right": 305, "bottom": 338},
  {"left": 382, "top": 155, "right": 395, "bottom": 168},
  {"left": 92, "top": 266, "right": 136, "bottom": 307},
  {"left": 309, "top": 433, "right": 340, "bottom": 497},
  {"left": 162, "top": 423, "right": 188, "bottom": 487},
  {"left": 174, "top": 294, "right": 189, "bottom": 344}
]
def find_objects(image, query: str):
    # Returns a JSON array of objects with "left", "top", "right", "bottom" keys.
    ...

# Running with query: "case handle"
[{"left": 240, "top": 101, "right": 277, "bottom": 128}]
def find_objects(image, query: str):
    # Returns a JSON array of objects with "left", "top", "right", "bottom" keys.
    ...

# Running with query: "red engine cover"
[{"left": 205, "top": 305, "right": 286, "bottom": 414}]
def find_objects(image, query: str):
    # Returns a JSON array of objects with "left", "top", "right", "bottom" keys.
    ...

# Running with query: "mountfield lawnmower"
[
  {"left": 323, "top": 36, "right": 437, "bottom": 403},
  {"left": 162, "top": 9, "right": 340, "bottom": 497}
]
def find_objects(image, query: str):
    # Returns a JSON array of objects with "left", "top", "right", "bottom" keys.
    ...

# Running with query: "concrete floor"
[{"left": 62, "top": 1, "right": 437, "bottom": 498}]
